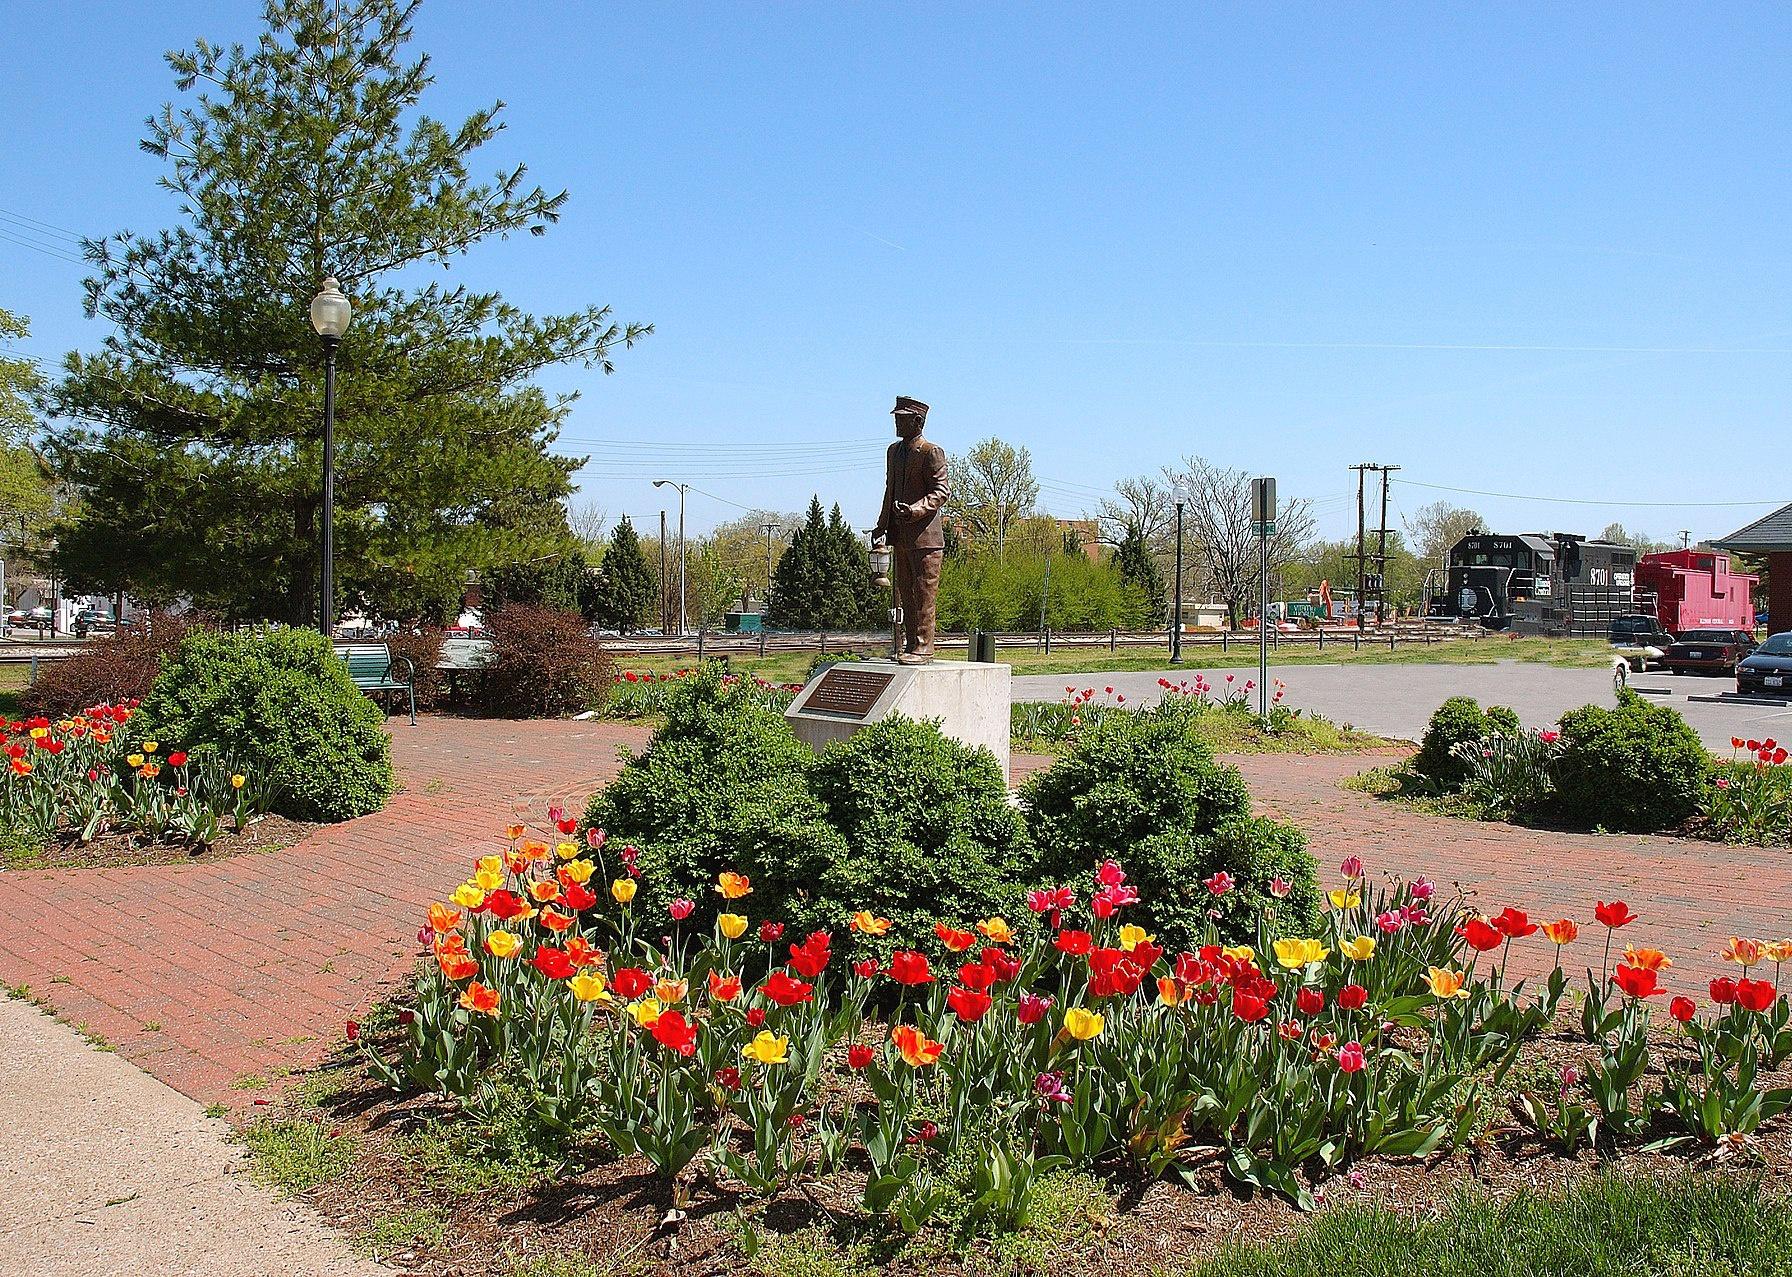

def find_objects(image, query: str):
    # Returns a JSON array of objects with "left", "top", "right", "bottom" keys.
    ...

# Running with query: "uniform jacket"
[{"left": 873, "top": 436, "right": 950, "bottom": 550}]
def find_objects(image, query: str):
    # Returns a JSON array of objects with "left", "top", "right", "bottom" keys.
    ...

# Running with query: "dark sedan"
[
  {"left": 1662, "top": 629, "right": 1757, "bottom": 675},
  {"left": 1737, "top": 632, "right": 1792, "bottom": 697}
]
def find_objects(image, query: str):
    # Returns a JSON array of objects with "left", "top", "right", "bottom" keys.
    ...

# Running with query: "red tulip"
[
  {"left": 1460, "top": 918, "right": 1504, "bottom": 952},
  {"left": 1054, "top": 929, "right": 1094, "bottom": 957},
  {"left": 1296, "top": 986, "right": 1325, "bottom": 1017},
  {"left": 788, "top": 931, "right": 832, "bottom": 978},
  {"left": 852, "top": 958, "right": 879, "bottom": 980},
  {"left": 1613, "top": 963, "right": 1664, "bottom": 998},
  {"left": 1491, "top": 907, "right": 1538, "bottom": 939},
  {"left": 1337, "top": 983, "right": 1369, "bottom": 1011},
  {"left": 888, "top": 951, "right": 934, "bottom": 986},
  {"left": 947, "top": 986, "right": 993, "bottom": 1022},
  {"left": 1736, "top": 978, "right": 1777, "bottom": 1013},
  {"left": 611, "top": 966, "right": 652, "bottom": 999},
  {"left": 1017, "top": 992, "right": 1053, "bottom": 1024},
  {"left": 531, "top": 947, "right": 575, "bottom": 980},
  {"left": 1594, "top": 901, "right": 1638, "bottom": 929},
  {"left": 650, "top": 1009, "right": 698, "bottom": 1056},
  {"left": 759, "top": 971, "right": 814, "bottom": 1006},
  {"left": 758, "top": 921, "right": 785, "bottom": 944},
  {"left": 1709, "top": 977, "right": 1738, "bottom": 1005},
  {"left": 846, "top": 1044, "right": 875, "bottom": 1069},
  {"left": 1338, "top": 1040, "right": 1366, "bottom": 1073},
  {"left": 1232, "top": 989, "right": 1271, "bottom": 1023},
  {"left": 1668, "top": 996, "right": 1697, "bottom": 1023}
]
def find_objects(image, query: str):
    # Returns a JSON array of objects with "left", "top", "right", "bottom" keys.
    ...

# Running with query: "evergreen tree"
[
  {"left": 766, "top": 497, "right": 832, "bottom": 629},
  {"left": 489, "top": 548, "right": 599, "bottom": 621},
  {"left": 1114, "top": 524, "right": 1167, "bottom": 622},
  {"left": 47, "top": 0, "right": 647, "bottom": 624},
  {"left": 590, "top": 516, "right": 655, "bottom": 632},
  {"left": 825, "top": 502, "right": 882, "bottom": 629}
]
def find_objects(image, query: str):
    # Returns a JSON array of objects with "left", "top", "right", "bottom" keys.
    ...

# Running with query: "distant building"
[{"left": 1713, "top": 502, "right": 1792, "bottom": 634}]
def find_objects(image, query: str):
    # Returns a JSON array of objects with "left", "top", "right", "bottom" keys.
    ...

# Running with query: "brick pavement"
[
  {"left": 0, "top": 717, "right": 652, "bottom": 1104},
  {"left": 1, "top": 724, "right": 1782, "bottom": 1104}
]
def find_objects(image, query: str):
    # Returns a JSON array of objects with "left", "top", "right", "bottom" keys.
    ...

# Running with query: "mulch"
[
  {"left": 281, "top": 1010, "right": 1792, "bottom": 1277},
  {"left": 5, "top": 814, "right": 317, "bottom": 871}
]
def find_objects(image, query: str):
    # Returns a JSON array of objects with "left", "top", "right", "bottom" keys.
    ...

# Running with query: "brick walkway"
[
  {"left": 1, "top": 727, "right": 1782, "bottom": 1104},
  {"left": 0, "top": 718, "right": 651, "bottom": 1104}
]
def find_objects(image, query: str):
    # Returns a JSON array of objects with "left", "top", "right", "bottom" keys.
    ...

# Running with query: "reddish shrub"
[
  {"left": 21, "top": 611, "right": 206, "bottom": 717},
  {"left": 477, "top": 604, "right": 611, "bottom": 718}
]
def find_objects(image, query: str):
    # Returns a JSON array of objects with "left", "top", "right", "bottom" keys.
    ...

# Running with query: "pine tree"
[
  {"left": 766, "top": 498, "right": 831, "bottom": 629},
  {"left": 1114, "top": 524, "right": 1167, "bottom": 623},
  {"left": 47, "top": 0, "right": 647, "bottom": 624},
  {"left": 489, "top": 548, "right": 599, "bottom": 621},
  {"left": 590, "top": 516, "right": 654, "bottom": 632},
  {"left": 824, "top": 502, "right": 882, "bottom": 629}
]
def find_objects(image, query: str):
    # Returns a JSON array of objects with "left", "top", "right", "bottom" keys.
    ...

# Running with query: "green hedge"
[
  {"left": 135, "top": 628, "right": 393, "bottom": 822},
  {"left": 1549, "top": 690, "right": 1708, "bottom": 833},
  {"left": 1412, "top": 696, "right": 1519, "bottom": 788},
  {"left": 1023, "top": 698, "right": 1318, "bottom": 948}
]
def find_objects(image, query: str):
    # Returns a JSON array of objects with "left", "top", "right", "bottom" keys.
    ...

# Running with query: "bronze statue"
[{"left": 872, "top": 396, "right": 949, "bottom": 664}]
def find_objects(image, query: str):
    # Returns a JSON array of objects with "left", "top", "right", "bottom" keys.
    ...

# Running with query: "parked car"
[
  {"left": 1737, "top": 632, "right": 1792, "bottom": 697},
  {"left": 1609, "top": 613, "right": 1675, "bottom": 670},
  {"left": 1661, "top": 628, "right": 1757, "bottom": 675}
]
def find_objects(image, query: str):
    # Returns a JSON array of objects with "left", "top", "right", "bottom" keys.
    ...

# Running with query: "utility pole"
[
  {"left": 1376, "top": 464, "right": 1399, "bottom": 625},
  {"left": 761, "top": 522, "right": 777, "bottom": 609},
  {"left": 1679, "top": 530, "right": 1691, "bottom": 551},
  {"left": 1040, "top": 551, "right": 1052, "bottom": 653},
  {"left": 658, "top": 510, "right": 669, "bottom": 634},
  {"left": 652, "top": 479, "right": 689, "bottom": 636},
  {"left": 1351, "top": 463, "right": 1370, "bottom": 630},
  {"left": 1171, "top": 499, "right": 1185, "bottom": 663}
]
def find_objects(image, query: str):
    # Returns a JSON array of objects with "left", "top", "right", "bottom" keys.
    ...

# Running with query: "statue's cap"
[{"left": 892, "top": 396, "right": 929, "bottom": 419}]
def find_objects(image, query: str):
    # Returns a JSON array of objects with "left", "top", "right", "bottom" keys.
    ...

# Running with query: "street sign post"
[{"left": 1250, "top": 477, "right": 1276, "bottom": 720}]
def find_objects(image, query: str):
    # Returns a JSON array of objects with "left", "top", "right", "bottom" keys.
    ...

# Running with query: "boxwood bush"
[
  {"left": 134, "top": 628, "right": 393, "bottom": 822},
  {"left": 1024, "top": 698, "right": 1318, "bottom": 948},
  {"left": 586, "top": 668, "right": 1030, "bottom": 944},
  {"left": 1412, "top": 696, "right": 1520, "bottom": 788},
  {"left": 1549, "top": 690, "right": 1708, "bottom": 833}
]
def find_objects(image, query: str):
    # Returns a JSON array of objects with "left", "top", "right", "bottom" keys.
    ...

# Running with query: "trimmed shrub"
[
  {"left": 477, "top": 603, "right": 610, "bottom": 718},
  {"left": 21, "top": 611, "right": 203, "bottom": 717},
  {"left": 807, "top": 716, "right": 1033, "bottom": 945},
  {"left": 586, "top": 668, "right": 1031, "bottom": 943},
  {"left": 1412, "top": 696, "right": 1517, "bottom": 788},
  {"left": 1024, "top": 699, "right": 1318, "bottom": 948},
  {"left": 134, "top": 628, "right": 393, "bottom": 822},
  {"left": 1549, "top": 691, "right": 1709, "bottom": 833},
  {"left": 383, "top": 629, "right": 447, "bottom": 712},
  {"left": 585, "top": 668, "right": 840, "bottom": 929}
]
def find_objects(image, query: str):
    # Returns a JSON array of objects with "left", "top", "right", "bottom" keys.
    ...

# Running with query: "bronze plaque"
[{"left": 805, "top": 667, "right": 895, "bottom": 719}]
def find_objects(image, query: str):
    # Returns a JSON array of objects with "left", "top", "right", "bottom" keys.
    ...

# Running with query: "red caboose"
[{"left": 1636, "top": 550, "right": 1757, "bottom": 633}]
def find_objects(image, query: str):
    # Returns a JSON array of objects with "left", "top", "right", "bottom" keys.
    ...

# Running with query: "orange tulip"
[
  {"left": 428, "top": 903, "right": 462, "bottom": 934},
  {"left": 851, "top": 910, "right": 892, "bottom": 936},
  {"left": 564, "top": 936, "right": 605, "bottom": 969},
  {"left": 506, "top": 824, "right": 525, "bottom": 840},
  {"left": 1622, "top": 945, "right": 1672, "bottom": 972},
  {"left": 538, "top": 908, "right": 574, "bottom": 933},
  {"left": 708, "top": 970, "right": 743, "bottom": 1002},
  {"left": 528, "top": 880, "right": 562, "bottom": 903},
  {"left": 1722, "top": 936, "right": 1766, "bottom": 968},
  {"left": 715, "top": 871, "right": 752, "bottom": 900},
  {"left": 891, "top": 1023, "right": 943, "bottom": 1067},
  {"left": 460, "top": 981, "right": 500, "bottom": 1014},
  {"left": 1541, "top": 919, "right": 1578, "bottom": 946},
  {"left": 438, "top": 951, "right": 478, "bottom": 981}
]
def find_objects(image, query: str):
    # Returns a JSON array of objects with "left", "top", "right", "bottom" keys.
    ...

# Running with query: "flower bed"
[
  {"left": 0, "top": 702, "right": 272, "bottom": 858},
  {"left": 605, "top": 667, "right": 803, "bottom": 719},
  {"left": 346, "top": 823, "right": 1792, "bottom": 1261}
]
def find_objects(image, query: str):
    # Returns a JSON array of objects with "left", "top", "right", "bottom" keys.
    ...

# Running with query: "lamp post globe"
[{"left": 310, "top": 277, "right": 352, "bottom": 635}]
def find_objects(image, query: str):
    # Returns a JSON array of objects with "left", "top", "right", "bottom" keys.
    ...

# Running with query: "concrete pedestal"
[{"left": 786, "top": 659, "right": 1011, "bottom": 778}]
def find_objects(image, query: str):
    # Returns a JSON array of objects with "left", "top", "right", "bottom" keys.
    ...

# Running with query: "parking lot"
[{"left": 1012, "top": 660, "right": 1791, "bottom": 754}]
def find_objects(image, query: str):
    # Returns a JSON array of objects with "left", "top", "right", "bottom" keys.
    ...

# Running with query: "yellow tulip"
[
  {"left": 1222, "top": 944, "right": 1255, "bottom": 965},
  {"left": 717, "top": 913, "right": 748, "bottom": 940},
  {"left": 1273, "top": 938, "right": 1330, "bottom": 970},
  {"left": 978, "top": 916, "right": 1015, "bottom": 944},
  {"left": 1340, "top": 935, "right": 1376, "bottom": 962},
  {"left": 560, "top": 859, "right": 595, "bottom": 885},
  {"left": 611, "top": 877, "right": 638, "bottom": 904},
  {"left": 474, "top": 865, "right": 504, "bottom": 892},
  {"left": 655, "top": 978, "right": 689, "bottom": 1005},
  {"left": 230, "top": 774, "right": 246, "bottom": 789},
  {"left": 126, "top": 754, "right": 144, "bottom": 768},
  {"left": 452, "top": 882, "right": 486, "bottom": 909},
  {"left": 1118, "top": 924, "right": 1155, "bottom": 952},
  {"left": 716, "top": 871, "right": 752, "bottom": 900},
  {"left": 555, "top": 841, "right": 580, "bottom": 861},
  {"left": 627, "top": 997, "right": 662, "bottom": 1028},
  {"left": 741, "top": 1030, "right": 789, "bottom": 1065},
  {"left": 1329, "top": 889, "right": 1362, "bottom": 910},
  {"left": 1063, "top": 1007, "right": 1105, "bottom": 1040},
  {"left": 142, "top": 741, "right": 159, "bottom": 754},
  {"left": 568, "top": 973, "right": 609, "bottom": 1003},
  {"left": 1426, "top": 967, "right": 1469, "bottom": 1000},
  {"left": 484, "top": 930, "right": 521, "bottom": 958}
]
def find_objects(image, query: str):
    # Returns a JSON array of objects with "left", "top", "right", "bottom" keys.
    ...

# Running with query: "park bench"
[{"left": 332, "top": 642, "right": 417, "bottom": 725}]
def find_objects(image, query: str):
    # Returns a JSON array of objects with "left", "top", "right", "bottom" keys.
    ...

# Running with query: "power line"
[
  {"left": 1396, "top": 477, "right": 1782, "bottom": 509},
  {"left": 0, "top": 229, "right": 85, "bottom": 265},
  {"left": 0, "top": 205, "right": 89, "bottom": 241}
]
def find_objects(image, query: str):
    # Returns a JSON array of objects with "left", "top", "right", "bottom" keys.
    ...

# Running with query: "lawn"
[{"left": 608, "top": 636, "right": 1615, "bottom": 685}]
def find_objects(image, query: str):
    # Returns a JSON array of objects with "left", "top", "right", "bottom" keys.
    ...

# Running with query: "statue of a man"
[{"left": 872, "top": 396, "right": 949, "bottom": 664}]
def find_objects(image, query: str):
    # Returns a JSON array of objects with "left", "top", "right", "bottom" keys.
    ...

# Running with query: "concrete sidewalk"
[{"left": 0, "top": 995, "right": 384, "bottom": 1277}]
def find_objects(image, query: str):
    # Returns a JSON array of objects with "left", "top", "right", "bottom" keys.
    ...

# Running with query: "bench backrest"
[{"left": 333, "top": 643, "right": 393, "bottom": 684}]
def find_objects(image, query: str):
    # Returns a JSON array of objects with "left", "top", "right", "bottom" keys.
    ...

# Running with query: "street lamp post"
[
  {"left": 1171, "top": 499, "right": 1185, "bottom": 663},
  {"left": 309, "top": 277, "right": 353, "bottom": 634},
  {"left": 652, "top": 479, "right": 689, "bottom": 636}
]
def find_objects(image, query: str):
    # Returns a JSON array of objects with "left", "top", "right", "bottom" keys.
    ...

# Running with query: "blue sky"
[{"left": 4, "top": 2, "right": 1789, "bottom": 543}]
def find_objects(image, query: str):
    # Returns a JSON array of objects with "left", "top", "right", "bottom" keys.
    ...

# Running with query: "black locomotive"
[{"left": 1427, "top": 532, "right": 1640, "bottom": 636}]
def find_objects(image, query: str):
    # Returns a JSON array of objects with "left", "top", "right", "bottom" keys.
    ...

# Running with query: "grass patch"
[
  {"left": 508, "top": 1248, "right": 652, "bottom": 1277},
  {"left": 391, "top": 1120, "right": 548, "bottom": 1196},
  {"left": 1015, "top": 699, "right": 1390, "bottom": 757},
  {"left": 359, "top": 1204, "right": 447, "bottom": 1254},
  {"left": 1344, "top": 763, "right": 1491, "bottom": 820},
  {"left": 238, "top": 1117, "right": 357, "bottom": 1194},
  {"left": 745, "top": 1225, "right": 876, "bottom": 1277},
  {"left": 1189, "top": 1173, "right": 1792, "bottom": 1277},
  {"left": 990, "top": 1170, "right": 1115, "bottom": 1271}
]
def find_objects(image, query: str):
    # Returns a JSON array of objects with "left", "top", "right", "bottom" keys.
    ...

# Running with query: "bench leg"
[{"left": 408, "top": 683, "right": 417, "bottom": 726}]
